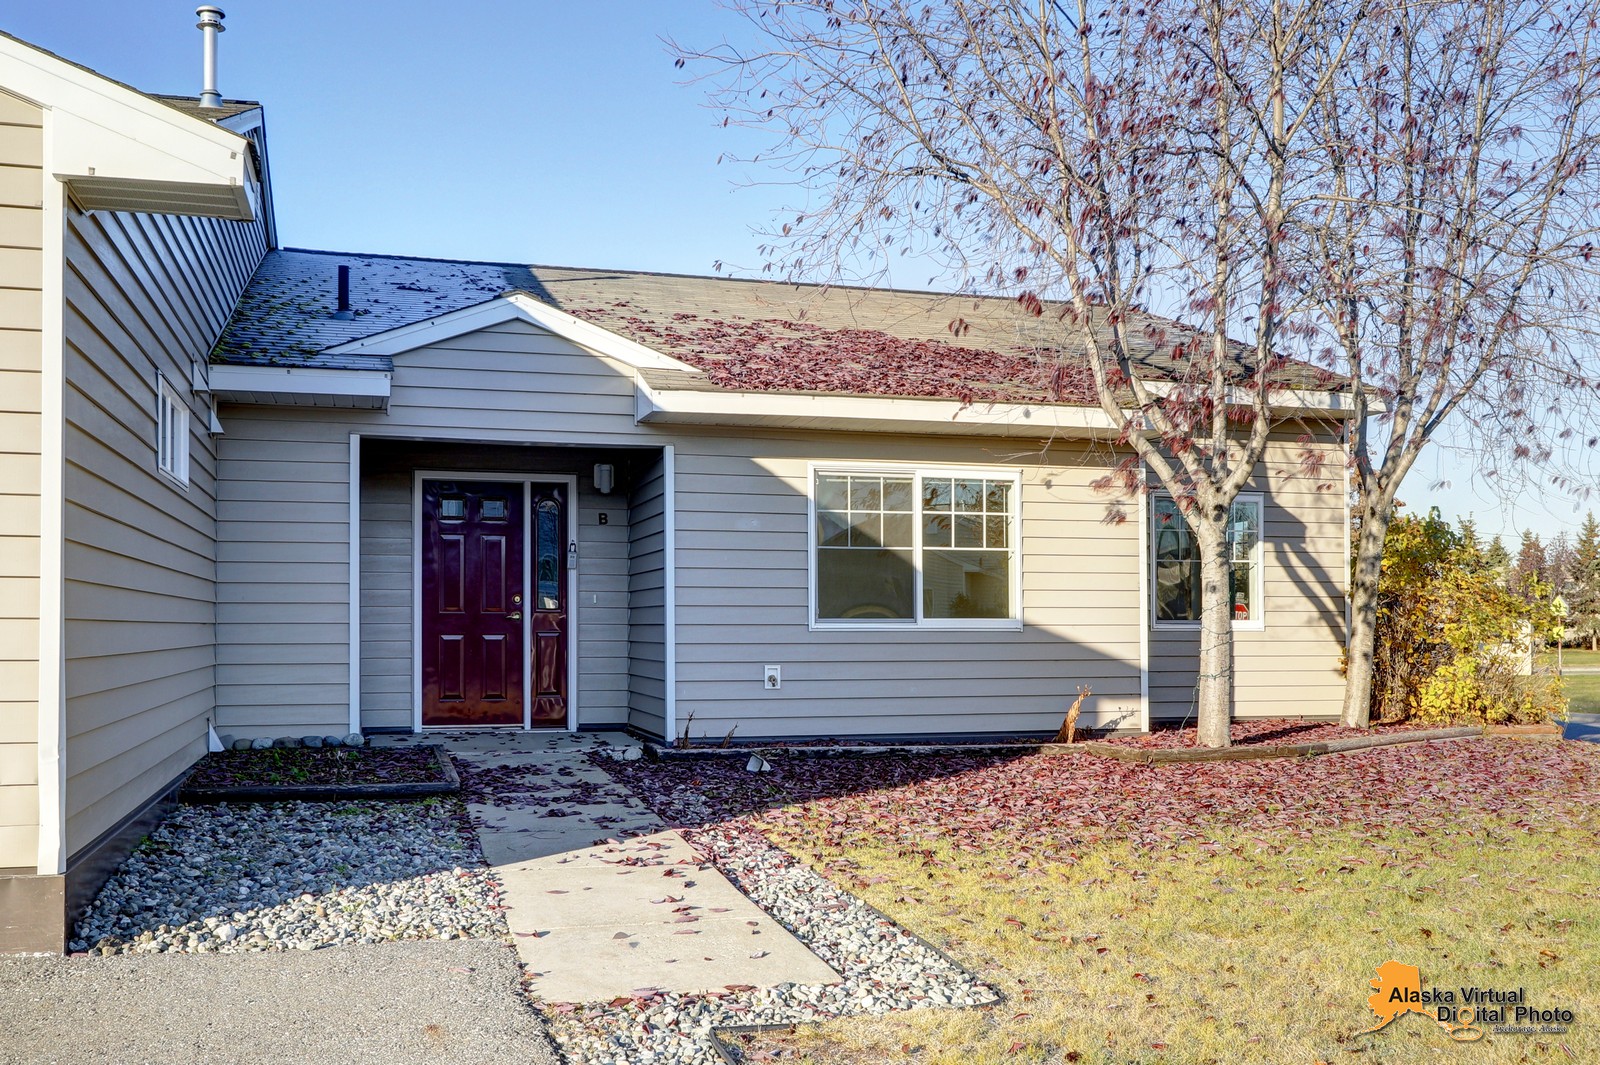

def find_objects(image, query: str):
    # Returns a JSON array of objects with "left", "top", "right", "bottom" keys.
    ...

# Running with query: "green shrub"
[{"left": 1371, "top": 509, "right": 1564, "bottom": 724}]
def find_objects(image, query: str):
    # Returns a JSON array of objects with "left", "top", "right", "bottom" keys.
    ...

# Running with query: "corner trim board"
[
  {"left": 1137, "top": 462, "right": 1151, "bottom": 733},
  {"left": 347, "top": 433, "right": 361, "bottom": 735},
  {"left": 36, "top": 156, "right": 66, "bottom": 876},
  {"left": 662, "top": 445, "right": 677, "bottom": 743}
]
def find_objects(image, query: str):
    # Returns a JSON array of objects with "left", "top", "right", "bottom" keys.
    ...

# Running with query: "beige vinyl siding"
[
  {"left": 668, "top": 430, "right": 1145, "bottom": 740},
  {"left": 627, "top": 453, "right": 667, "bottom": 738},
  {"left": 61, "top": 197, "right": 266, "bottom": 857},
  {"left": 0, "top": 91, "right": 41, "bottom": 870},
  {"left": 1147, "top": 433, "right": 1349, "bottom": 720},
  {"left": 384, "top": 319, "right": 640, "bottom": 440},
  {"left": 216, "top": 321, "right": 654, "bottom": 735},
  {"left": 215, "top": 410, "right": 350, "bottom": 734}
]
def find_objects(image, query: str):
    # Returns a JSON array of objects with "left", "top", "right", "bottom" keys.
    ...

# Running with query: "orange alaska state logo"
[{"left": 1363, "top": 960, "right": 1484, "bottom": 1042}]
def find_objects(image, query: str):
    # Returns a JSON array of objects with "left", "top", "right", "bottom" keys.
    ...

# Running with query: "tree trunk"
[
  {"left": 1194, "top": 519, "right": 1234, "bottom": 748},
  {"left": 1343, "top": 503, "right": 1394, "bottom": 728}
]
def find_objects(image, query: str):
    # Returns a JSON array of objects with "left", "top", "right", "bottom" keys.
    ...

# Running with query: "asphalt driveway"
[{"left": 0, "top": 939, "right": 559, "bottom": 1065}]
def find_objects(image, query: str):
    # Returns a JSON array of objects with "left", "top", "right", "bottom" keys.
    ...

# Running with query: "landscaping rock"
[
  {"left": 301, "top": 735, "right": 324, "bottom": 748},
  {"left": 249, "top": 738, "right": 273, "bottom": 750},
  {"left": 322, "top": 736, "right": 344, "bottom": 748},
  {"left": 342, "top": 733, "right": 366, "bottom": 748},
  {"left": 232, "top": 739, "right": 255, "bottom": 751},
  {"left": 70, "top": 799, "right": 501, "bottom": 956}
]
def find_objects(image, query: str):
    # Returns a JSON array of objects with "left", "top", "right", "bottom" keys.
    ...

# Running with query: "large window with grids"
[
  {"left": 810, "top": 466, "right": 1021, "bottom": 628},
  {"left": 1150, "top": 493, "right": 1264, "bottom": 628}
]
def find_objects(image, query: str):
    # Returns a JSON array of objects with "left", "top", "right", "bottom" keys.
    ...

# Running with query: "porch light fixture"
[{"left": 593, "top": 463, "right": 615, "bottom": 494}]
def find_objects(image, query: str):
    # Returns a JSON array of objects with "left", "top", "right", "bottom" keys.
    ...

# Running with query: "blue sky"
[{"left": 9, "top": 2, "right": 1593, "bottom": 542}]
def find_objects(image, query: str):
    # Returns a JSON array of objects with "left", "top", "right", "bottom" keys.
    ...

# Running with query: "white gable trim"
[
  {"left": 321, "top": 292, "right": 703, "bottom": 374},
  {"left": 1, "top": 35, "right": 255, "bottom": 220}
]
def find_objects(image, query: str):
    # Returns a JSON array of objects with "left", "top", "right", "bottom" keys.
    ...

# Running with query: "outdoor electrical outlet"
[{"left": 764, "top": 665, "right": 781, "bottom": 690}]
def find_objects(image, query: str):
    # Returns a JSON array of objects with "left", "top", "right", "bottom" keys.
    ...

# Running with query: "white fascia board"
[
  {"left": 322, "top": 292, "right": 704, "bottom": 374},
  {"left": 208, "top": 363, "right": 391, "bottom": 400},
  {"left": 637, "top": 377, "right": 1124, "bottom": 437},
  {"left": 1, "top": 35, "right": 253, "bottom": 217},
  {"left": 636, "top": 378, "right": 1364, "bottom": 437}
]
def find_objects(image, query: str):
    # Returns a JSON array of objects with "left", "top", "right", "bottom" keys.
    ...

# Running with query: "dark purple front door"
[{"left": 421, "top": 480, "right": 526, "bottom": 727}]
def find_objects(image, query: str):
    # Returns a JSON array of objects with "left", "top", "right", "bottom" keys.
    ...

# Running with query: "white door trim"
[{"left": 411, "top": 470, "right": 580, "bottom": 733}]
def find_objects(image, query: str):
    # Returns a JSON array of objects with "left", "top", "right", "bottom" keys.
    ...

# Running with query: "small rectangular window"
[
  {"left": 156, "top": 374, "right": 190, "bottom": 487},
  {"left": 1151, "top": 494, "right": 1263, "bottom": 627},
  {"left": 812, "top": 466, "right": 1020, "bottom": 628}
]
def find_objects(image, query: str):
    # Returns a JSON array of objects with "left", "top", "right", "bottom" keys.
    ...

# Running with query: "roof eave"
[{"left": 2, "top": 33, "right": 256, "bottom": 221}]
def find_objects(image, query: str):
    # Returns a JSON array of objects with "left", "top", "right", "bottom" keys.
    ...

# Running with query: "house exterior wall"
[
  {"left": 60, "top": 198, "right": 266, "bottom": 858},
  {"left": 214, "top": 318, "right": 1349, "bottom": 742},
  {"left": 215, "top": 319, "right": 655, "bottom": 735},
  {"left": 626, "top": 453, "right": 668, "bottom": 738},
  {"left": 665, "top": 430, "right": 1147, "bottom": 740},
  {"left": 0, "top": 91, "right": 43, "bottom": 871},
  {"left": 1147, "top": 432, "right": 1350, "bottom": 720}
]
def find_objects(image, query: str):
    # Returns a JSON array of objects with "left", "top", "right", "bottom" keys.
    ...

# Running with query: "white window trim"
[
  {"left": 155, "top": 372, "right": 190, "bottom": 488},
  {"left": 807, "top": 462, "right": 1024, "bottom": 632},
  {"left": 1149, "top": 491, "right": 1266, "bottom": 632}
]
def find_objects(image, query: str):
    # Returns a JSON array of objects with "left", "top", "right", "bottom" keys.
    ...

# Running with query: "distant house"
[{"left": 0, "top": 28, "right": 1352, "bottom": 952}]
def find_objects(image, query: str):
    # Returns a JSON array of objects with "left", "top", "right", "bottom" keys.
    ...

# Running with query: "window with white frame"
[
  {"left": 812, "top": 467, "right": 1019, "bottom": 626},
  {"left": 156, "top": 373, "right": 190, "bottom": 487},
  {"left": 1151, "top": 494, "right": 1263, "bottom": 626}
]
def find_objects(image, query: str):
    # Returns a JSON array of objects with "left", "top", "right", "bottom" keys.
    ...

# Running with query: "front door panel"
[
  {"left": 421, "top": 480, "right": 525, "bottom": 727},
  {"left": 529, "top": 484, "right": 569, "bottom": 727}
]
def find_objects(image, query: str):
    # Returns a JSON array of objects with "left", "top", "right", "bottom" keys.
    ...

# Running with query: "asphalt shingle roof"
[
  {"left": 150, "top": 94, "right": 263, "bottom": 121},
  {"left": 213, "top": 248, "right": 1335, "bottom": 405}
]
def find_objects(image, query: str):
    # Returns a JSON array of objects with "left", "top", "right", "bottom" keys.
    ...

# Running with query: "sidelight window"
[{"left": 811, "top": 466, "right": 1020, "bottom": 628}]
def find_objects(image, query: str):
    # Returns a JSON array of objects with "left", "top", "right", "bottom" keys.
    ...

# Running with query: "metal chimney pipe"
[
  {"left": 196, "top": 6, "right": 225, "bottom": 108},
  {"left": 333, "top": 266, "right": 354, "bottom": 320}
]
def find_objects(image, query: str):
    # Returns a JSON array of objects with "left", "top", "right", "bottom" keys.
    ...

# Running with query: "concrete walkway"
[
  {"left": 380, "top": 731, "right": 839, "bottom": 1003},
  {"left": 1564, "top": 713, "right": 1600, "bottom": 744}
]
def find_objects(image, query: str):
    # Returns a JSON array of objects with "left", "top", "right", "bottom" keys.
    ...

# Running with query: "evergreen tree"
[
  {"left": 1513, "top": 529, "right": 1547, "bottom": 601},
  {"left": 1486, "top": 535, "right": 1512, "bottom": 576},
  {"left": 1568, "top": 512, "right": 1600, "bottom": 650}
]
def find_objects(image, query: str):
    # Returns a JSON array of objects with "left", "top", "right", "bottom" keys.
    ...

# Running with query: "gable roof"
[
  {"left": 0, "top": 30, "right": 258, "bottom": 221},
  {"left": 211, "top": 248, "right": 1341, "bottom": 407}
]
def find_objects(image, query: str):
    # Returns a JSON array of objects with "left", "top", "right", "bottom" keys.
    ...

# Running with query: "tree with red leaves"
[{"left": 678, "top": 0, "right": 1600, "bottom": 744}]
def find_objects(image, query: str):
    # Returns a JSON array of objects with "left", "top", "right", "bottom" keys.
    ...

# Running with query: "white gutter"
[{"left": 635, "top": 376, "right": 1365, "bottom": 438}]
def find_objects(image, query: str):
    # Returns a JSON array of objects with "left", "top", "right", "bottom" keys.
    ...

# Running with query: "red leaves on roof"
[{"left": 569, "top": 306, "right": 1097, "bottom": 404}]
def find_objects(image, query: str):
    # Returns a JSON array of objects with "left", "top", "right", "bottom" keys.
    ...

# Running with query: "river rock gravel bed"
[
  {"left": 537, "top": 757, "right": 998, "bottom": 1065},
  {"left": 71, "top": 799, "right": 503, "bottom": 955}
]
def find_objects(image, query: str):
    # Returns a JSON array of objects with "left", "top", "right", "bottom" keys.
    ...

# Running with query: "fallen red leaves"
[
  {"left": 569, "top": 305, "right": 1098, "bottom": 405},
  {"left": 610, "top": 738, "right": 1600, "bottom": 861}
]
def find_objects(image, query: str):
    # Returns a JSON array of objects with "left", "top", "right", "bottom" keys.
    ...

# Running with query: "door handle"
[{"left": 506, "top": 612, "right": 523, "bottom": 621}]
